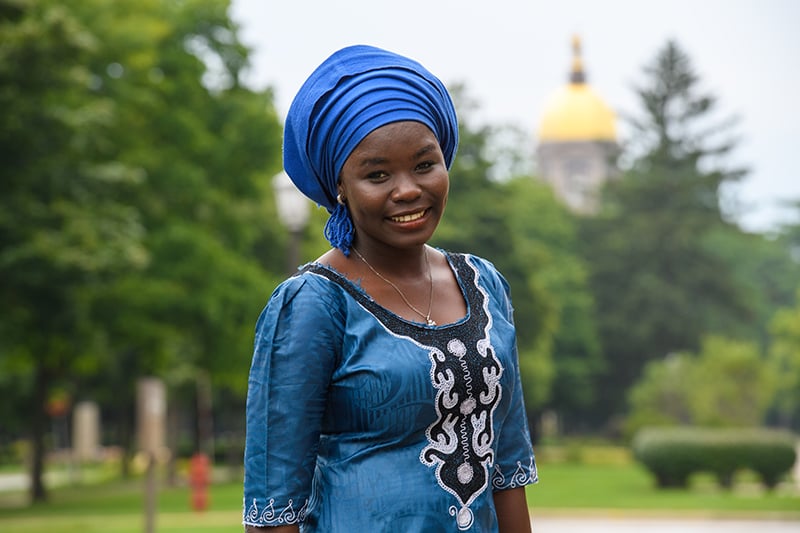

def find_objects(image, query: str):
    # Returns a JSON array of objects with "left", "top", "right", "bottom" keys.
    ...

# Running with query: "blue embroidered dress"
[{"left": 243, "top": 252, "right": 537, "bottom": 532}]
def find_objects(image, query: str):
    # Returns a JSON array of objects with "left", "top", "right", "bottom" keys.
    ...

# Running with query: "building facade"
[{"left": 536, "top": 36, "right": 619, "bottom": 213}]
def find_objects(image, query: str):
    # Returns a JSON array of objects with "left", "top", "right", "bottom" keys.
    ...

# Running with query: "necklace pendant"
[{"left": 427, "top": 318, "right": 436, "bottom": 326}]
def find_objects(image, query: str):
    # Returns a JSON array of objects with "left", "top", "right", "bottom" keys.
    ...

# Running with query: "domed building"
[{"left": 536, "top": 36, "right": 619, "bottom": 213}]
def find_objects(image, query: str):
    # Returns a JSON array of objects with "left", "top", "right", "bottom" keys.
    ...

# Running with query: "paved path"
[
  {"left": 0, "top": 472, "right": 69, "bottom": 492},
  {"left": 0, "top": 473, "right": 25, "bottom": 491},
  {"left": 532, "top": 517, "right": 800, "bottom": 532}
]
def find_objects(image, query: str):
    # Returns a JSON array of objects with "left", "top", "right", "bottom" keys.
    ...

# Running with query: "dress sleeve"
[
  {"left": 243, "top": 274, "right": 341, "bottom": 527},
  {"left": 486, "top": 264, "right": 539, "bottom": 491},
  {"left": 491, "top": 346, "right": 539, "bottom": 491}
]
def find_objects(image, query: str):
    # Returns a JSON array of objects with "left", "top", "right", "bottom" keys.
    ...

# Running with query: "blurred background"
[{"left": 1, "top": 0, "right": 798, "bottom": 529}]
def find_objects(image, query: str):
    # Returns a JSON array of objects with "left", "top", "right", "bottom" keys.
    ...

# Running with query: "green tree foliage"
[
  {"left": 626, "top": 353, "right": 695, "bottom": 432},
  {"left": 0, "top": 0, "right": 284, "bottom": 501},
  {"left": 627, "top": 336, "right": 775, "bottom": 437},
  {"left": 502, "top": 178, "right": 602, "bottom": 430},
  {"left": 766, "top": 209, "right": 800, "bottom": 430},
  {"left": 703, "top": 227, "right": 800, "bottom": 348},
  {"left": 768, "top": 290, "right": 800, "bottom": 429},
  {"left": 0, "top": 0, "right": 149, "bottom": 501},
  {"left": 578, "top": 40, "right": 753, "bottom": 424},
  {"left": 689, "top": 337, "right": 775, "bottom": 427},
  {"left": 77, "top": 0, "right": 286, "bottom": 457},
  {"left": 781, "top": 201, "right": 800, "bottom": 255}
]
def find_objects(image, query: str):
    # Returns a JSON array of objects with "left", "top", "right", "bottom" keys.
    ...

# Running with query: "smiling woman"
[{"left": 242, "top": 45, "right": 538, "bottom": 532}]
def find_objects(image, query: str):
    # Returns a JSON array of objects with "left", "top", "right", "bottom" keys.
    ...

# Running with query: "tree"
[
  {"left": 0, "top": 0, "right": 284, "bottom": 501},
  {"left": 781, "top": 201, "right": 800, "bottom": 255},
  {"left": 703, "top": 227, "right": 800, "bottom": 348},
  {"left": 768, "top": 290, "right": 800, "bottom": 429},
  {"left": 578, "top": 40, "right": 753, "bottom": 425},
  {"left": 0, "top": 0, "right": 148, "bottom": 501},
  {"left": 70, "top": 0, "right": 285, "bottom": 463},
  {"left": 502, "top": 178, "right": 602, "bottom": 432},
  {"left": 626, "top": 353, "right": 695, "bottom": 434},
  {"left": 688, "top": 337, "right": 774, "bottom": 427},
  {"left": 626, "top": 336, "right": 775, "bottom": 437}
]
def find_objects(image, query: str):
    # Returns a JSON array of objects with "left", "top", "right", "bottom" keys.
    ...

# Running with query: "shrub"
[{"left": 632, "top": 427, "right": 797, "bottom": 490}]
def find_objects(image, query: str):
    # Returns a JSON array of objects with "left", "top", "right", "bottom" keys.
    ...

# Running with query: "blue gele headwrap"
[{"left": 282, "top": 44, "right": 459, "bottom": 256}]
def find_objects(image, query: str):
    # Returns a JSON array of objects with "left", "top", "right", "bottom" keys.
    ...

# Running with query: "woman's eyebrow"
[
  {"left": 357, "top": 156, "right": 387, "bottom": 168},
  {"left": 414, "top": 143, "right": 436, "bottom": 157},
  {"left": 414, "top": 144, "right": 438, "bottom": 158},
  {"left": 356, "top": 144, "right": 438, "bottom": 167}
]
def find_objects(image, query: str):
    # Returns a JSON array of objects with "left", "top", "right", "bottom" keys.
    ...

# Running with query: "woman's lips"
[{"left": 389, "top": 209, "right": 427, "bottom": 223}]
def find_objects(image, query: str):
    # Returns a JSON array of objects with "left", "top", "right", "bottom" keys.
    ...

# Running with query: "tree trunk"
[
  {"left": 196, "top": 370, "right": 214, "bottom": 459},
  {"left": 29, "top": 364, "right": 49, "bottom": 502},
  {"left": 166, "top": 397, "right": 179, "bottom": 487},
  {"left": 119, "top": 403, "right": 132, "bottom": 479}
]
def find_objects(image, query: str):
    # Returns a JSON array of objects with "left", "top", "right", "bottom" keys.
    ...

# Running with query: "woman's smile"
[{"left": 389, "top": 208, "right": 428, "bottom": 223}]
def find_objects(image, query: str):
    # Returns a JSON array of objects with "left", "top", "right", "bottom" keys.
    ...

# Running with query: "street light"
[{"left": 272, "top": 170, "right": 311, "bottom": 274}]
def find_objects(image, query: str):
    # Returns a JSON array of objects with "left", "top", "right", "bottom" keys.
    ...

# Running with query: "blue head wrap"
[{"left": 283, "top": 45, "right": 459, "bottom": 256}]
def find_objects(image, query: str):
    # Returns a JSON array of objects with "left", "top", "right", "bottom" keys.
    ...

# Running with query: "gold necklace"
[{"left": 352, "top": 247, "right": 436, "bottom": 326}]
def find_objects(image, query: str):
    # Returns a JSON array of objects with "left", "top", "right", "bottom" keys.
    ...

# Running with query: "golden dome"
[{"left": 538, "top": 36, "right": 617, "bottom": 142}]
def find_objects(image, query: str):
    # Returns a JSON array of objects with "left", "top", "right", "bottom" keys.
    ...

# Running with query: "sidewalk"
[
  {"left": 532, "top": 517, "right": 800, "bottom": 532},
  {"left": 0, "top": 473, "right": 26, "bottom": 492},
  {"left": 0, "top": 471, "right": 72, "bottom": 492}
]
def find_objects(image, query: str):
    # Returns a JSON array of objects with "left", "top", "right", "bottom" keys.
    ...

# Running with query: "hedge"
[{"left": 632, "top": 427, "right": 797, "bottom": 489}]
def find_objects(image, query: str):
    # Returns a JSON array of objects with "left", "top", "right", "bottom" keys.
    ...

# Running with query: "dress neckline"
[{"left": 305, "top": 250, "right": 471, "bottom": 329}]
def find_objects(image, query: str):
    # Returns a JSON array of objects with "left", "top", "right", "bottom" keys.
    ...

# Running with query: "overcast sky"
[{"left": 230, "top": 0, "right": 799, "bottom": 233}]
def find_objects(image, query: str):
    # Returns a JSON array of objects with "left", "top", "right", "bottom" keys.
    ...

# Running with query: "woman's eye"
[
  {"left": 367, "top": 171, "right": 389, "bottom": 181},
  {"left": 416, "top": 161, "right": 434, "bottom": 172}
]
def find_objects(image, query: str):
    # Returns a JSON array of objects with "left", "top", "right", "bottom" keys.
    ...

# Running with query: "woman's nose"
[{"left": 391, "top": 173, "right": 422, "bottom": 202}]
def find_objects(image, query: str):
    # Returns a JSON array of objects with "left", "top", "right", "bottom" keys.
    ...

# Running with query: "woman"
[{"left": 243, "top": 45, "right": 537, "bottom": 532}]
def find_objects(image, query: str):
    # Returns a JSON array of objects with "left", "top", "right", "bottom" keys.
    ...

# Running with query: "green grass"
[
  {"left": 0, "top": 477, "right": 245, "bottom": 533},
  {"left": 0, "top": 459, "right": 798, "bottom": 532},
  {"left": 527, "top": 462, "right": 800, "bottom": 517}
]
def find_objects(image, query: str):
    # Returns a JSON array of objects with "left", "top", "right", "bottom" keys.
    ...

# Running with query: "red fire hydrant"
[{"left": 189, "top": 452, "right": 211, "bottom": 511}]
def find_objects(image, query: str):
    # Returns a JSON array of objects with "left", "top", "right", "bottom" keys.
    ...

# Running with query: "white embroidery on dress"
[
  {"left": 491, "top": 457, "right": 538, "bottom": 489},
  {"left": 419, "top": 258, "right": 504, "bottom": 531},
  {"left": 244, "top": 497, "right": 309, "bottom": 526}
]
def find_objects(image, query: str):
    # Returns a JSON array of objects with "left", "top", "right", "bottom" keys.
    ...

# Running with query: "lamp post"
[{"left": 272, "top": 171, "right": 311, "bottom": 275}]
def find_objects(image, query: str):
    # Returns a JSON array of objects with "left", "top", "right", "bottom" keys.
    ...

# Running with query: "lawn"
[
  {"left": 0, "top": 476, "right": 245, "bottom": 533},
  {"left": 528, "top": 462, "right": 800, "bottom": 516},
  {"left": 0, "top": 459, "right": 798, "bottom": 532}
]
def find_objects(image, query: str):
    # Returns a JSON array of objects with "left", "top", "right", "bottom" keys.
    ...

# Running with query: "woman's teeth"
[{"left": 391, "top": 210, "right": 425, "bottom": 223}]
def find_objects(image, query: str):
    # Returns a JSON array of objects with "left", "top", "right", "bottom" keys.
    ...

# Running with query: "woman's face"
[{"left": 338, "top": 121, "right": 449, "bottom": 253}]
